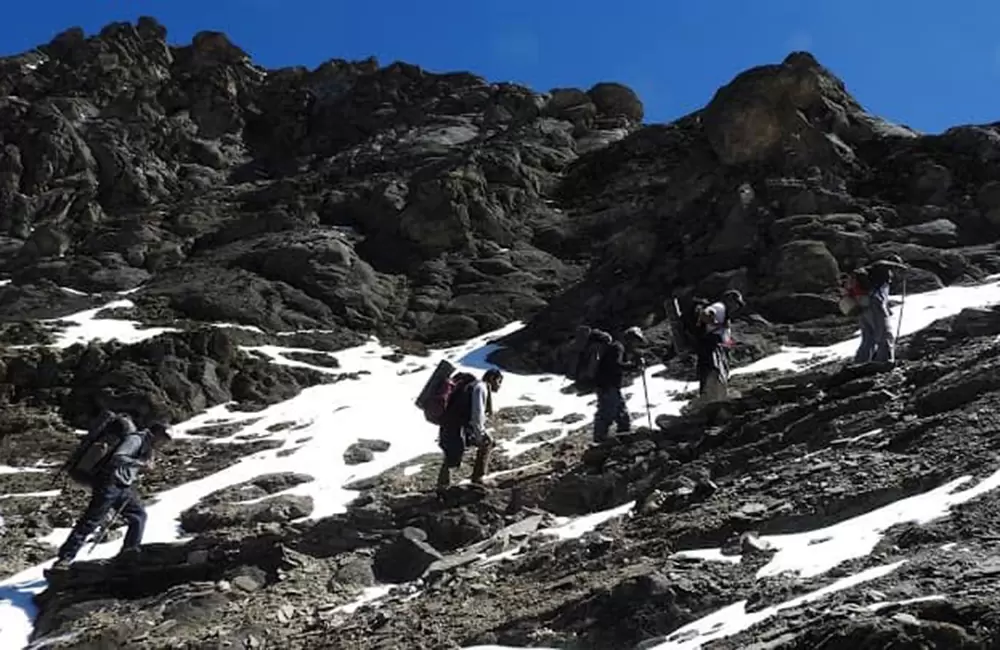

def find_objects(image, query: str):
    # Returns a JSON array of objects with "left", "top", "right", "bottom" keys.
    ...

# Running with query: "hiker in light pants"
[{"left": 852, "top": 256, "right": 907, "bottom": 364}]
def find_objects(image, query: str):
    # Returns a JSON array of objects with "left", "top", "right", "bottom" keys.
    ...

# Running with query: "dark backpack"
[
  {"left": 419, "top": 363, "right": 477, "bottom": 426},
  {"left": 573, "top": 329, "right": 613, "bottom": 386},
  {"left": 439, "top": 373, "right": 478, "bottom": 428},
  {"left": 65, "top": 412, "right": 136, "bottom": 487},
  {"left": 676, "top": 297, "right": 712, "bottom": 341}
]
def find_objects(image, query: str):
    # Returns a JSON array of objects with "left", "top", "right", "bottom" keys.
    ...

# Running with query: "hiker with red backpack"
[
  {"left": 48, "top": 414, "right": 171, "bottom": 573},
  {"left": 842, "top": 255, "right": 908, "bottom": 364},
  {"left": 694, "top": 289, "right": 745, "bottom": 403},
  {"left": 415, "top": 365, "right": 503, "bottom": 494}
]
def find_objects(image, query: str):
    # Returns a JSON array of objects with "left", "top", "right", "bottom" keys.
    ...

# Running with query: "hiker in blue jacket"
[
  {"left": 436, "top": 369, "right": 503, "bottom": 493},
  {"left": 50, "top": 420, "right": 171, "bottom": 571}
]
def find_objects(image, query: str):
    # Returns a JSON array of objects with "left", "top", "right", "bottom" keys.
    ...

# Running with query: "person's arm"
[
  {"left": 613, "top": 342, "right": 643, "bottom": 372},
  {"left": 468, "top": 383, "right": 488, "bottom": 436},
  {"left": 110, "top": 434, "right": 151, "bottom": 469}
]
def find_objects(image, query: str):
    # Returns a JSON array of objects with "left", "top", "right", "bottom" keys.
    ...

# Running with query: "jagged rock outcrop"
[
  {"left": 491, "top": 53, "right": 1000, "bottom": 373},
  {"left": 0, "top": 328, "right": 331, "bottom": 425},
  {"left": 0, "top": 17, "right": 645, "bottom": 346}
]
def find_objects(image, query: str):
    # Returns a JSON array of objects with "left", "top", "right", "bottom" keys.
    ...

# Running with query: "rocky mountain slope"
[{"left": 5, "top": 15, "right": 1000, "bottom": 650}]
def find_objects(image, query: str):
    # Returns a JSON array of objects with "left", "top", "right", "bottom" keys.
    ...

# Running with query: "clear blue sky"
[{"left": 2, "top": 0, "right": 999, "bottom": 134}]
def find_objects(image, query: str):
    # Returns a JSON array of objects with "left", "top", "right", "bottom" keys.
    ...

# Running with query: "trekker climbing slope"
[
  {"left": 694, "top": 289, "right": 745, "bottom": 404},
  {"left": 592, "top": 326, "right": 645, "bottom": 443},
  {"left": 845, "top": 255, "right": 908, "bottom": 364},
  {"left": 49, "top": 417, "right": 172, "bottom": 573},
  {"left": 435, "top": 368, "right": 503, "bottom": 493}
]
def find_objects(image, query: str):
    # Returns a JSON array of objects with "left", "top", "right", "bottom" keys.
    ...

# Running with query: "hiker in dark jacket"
[
  {"left": 436, "top": 369, "right": 503, "bottom": 493},
  {"left": 593, "top": 326, "right": 645, "bottom": 443},
  {"left": 852, "top": 255, "right": 907, "bottom": 364},
  {"left": 51, "top": 420, "right": 171, "bottom": 570},
  {"left": 695, "top": 289, "right": 745, "bottom": 404}
]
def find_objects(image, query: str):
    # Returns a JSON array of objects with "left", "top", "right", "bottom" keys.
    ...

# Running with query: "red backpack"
[{"left": 422, "top": 371, "right": 477, "bottom": 425}]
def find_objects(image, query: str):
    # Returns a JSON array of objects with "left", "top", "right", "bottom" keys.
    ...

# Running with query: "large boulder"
[
  {"left": 702, "top": 52, "right": 862, "bottom": 167},
  {"left": 773, "top": 240, "right": 841, "bottom": 293}
]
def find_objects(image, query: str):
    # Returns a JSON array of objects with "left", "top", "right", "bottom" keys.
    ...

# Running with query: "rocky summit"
[{"left": 5, "top": 15, "right": 1000, "bottom": 650}]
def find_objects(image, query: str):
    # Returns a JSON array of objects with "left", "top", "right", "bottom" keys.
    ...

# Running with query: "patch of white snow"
[
  {"left": 649, "top": 561, "right": 905, "bottom": 649},
  {"left": 45, "top": 299, "right": 177, "bottom": 348}
]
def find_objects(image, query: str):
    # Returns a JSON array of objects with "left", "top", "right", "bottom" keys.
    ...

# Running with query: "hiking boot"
[
  {"left": 115, "top": 547, "right": 141, "bottom": 564},
  {"left": 55, "top": 557, "right": 72, "bottom": 568},
  {"left": 44, "top": 558, "right": 72, "bottom": 578},
  {"left": 435, "top": 463, "right": 451, "bottom": 490}
]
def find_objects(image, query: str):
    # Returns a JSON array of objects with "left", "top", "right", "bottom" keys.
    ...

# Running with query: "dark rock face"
[
  {"left": 0, "top": 17, "right": 646, "bottom": 346},
  {"left": 490, "top": 53, "right": 1000, "bottom": 373},
  {"left": 0, "top": 328, "right": 330, "bottom": 426}
]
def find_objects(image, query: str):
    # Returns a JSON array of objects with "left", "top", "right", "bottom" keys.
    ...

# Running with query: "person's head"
[
  {"left": 483, "top": 368, "right": 503, "bottom": 392},
  {"left": 721, "top": 289, "right": 746, "bottom": 313},
  {"left": 148, "top": 421, "right": 172, "bottom": 446},
  {"left": 623, "top": 326, "right": 645, "bottom": 347}
]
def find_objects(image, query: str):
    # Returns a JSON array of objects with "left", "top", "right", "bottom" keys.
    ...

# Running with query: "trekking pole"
[
  {"left": 640, "top": 363, "right": 653, "bottom": 430},
  {"left": 893, "top": 276, "right": 907, "bottom": 356},
  {"left": 87, "top": 498, "right": 130, "bottom": 554}
]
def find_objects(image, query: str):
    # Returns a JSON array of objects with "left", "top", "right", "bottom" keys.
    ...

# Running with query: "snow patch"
[
  {"left": 0, "top": 490, "right": 60, "bottom": 500},
  {"left": 0, "top": 466, "right": 48, "bottom": 476},
  {"left": 866, "top": 594, "right": 946, "bottom": 611},
  {"left": 674, "top": 468, "right": 1000, "bottom": 579},
  {"left": 649, "top": 561, "right": 905, "bottom": 649},
  {"left": 45, "top": 299, "right": 177, "bottom": 348},
  {"left": 540, "top": 501, "right": 635, "bottom": 540}
]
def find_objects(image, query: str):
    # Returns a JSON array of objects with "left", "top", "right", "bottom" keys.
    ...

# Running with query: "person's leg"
[
  {"left": 436, "top": 462, "right": 451, "bottom": 490},
  {"left": 703, "top": 370, "right": 727, "bottom": 403},
  {"left": 695, "top": 342, "right": 727, "bottom": 403},
  {"left": 872, "top": 300, "right": 896, "bottom": 363},
  {"left": 56, "top": 483, "right": 117, "bottom": 563},
  {"left": 613, "top": 388, "right": 631, "bottom": 433},
  {"left": 470, "top": 439, "right": 493, "bottom": 484},
  {"left": 593, "top": 388, "right": 613, "bottom": 442},
  {"left": 695, "top": 337, "right": 712, "bottom": 397},
  {"left": 118, "top": 488, "right": 147, "bottom": 552},
  {"left": 436, "top": 427, "right": 464, "bottom": 491},
  {"left": 854, "top": 309, "right": 876, "bottom": 363}
]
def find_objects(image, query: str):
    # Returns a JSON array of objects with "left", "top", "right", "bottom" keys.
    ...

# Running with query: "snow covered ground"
[{"left": 4, "top": 277, "right": 1000, "bottom": 649}]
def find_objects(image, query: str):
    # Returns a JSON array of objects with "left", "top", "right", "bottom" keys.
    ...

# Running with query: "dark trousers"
[
  {"left": 594, "top": 386, "right": 630, "bottom": 441},
  {"left": 697, "top": 334, "right": 730, "bottom": 401},
  {"left": 58, "top": 479, "right": 147, "bottom": 561},
  {"left": 436, "top": 425, "right": 492, "bottom": 488}
]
